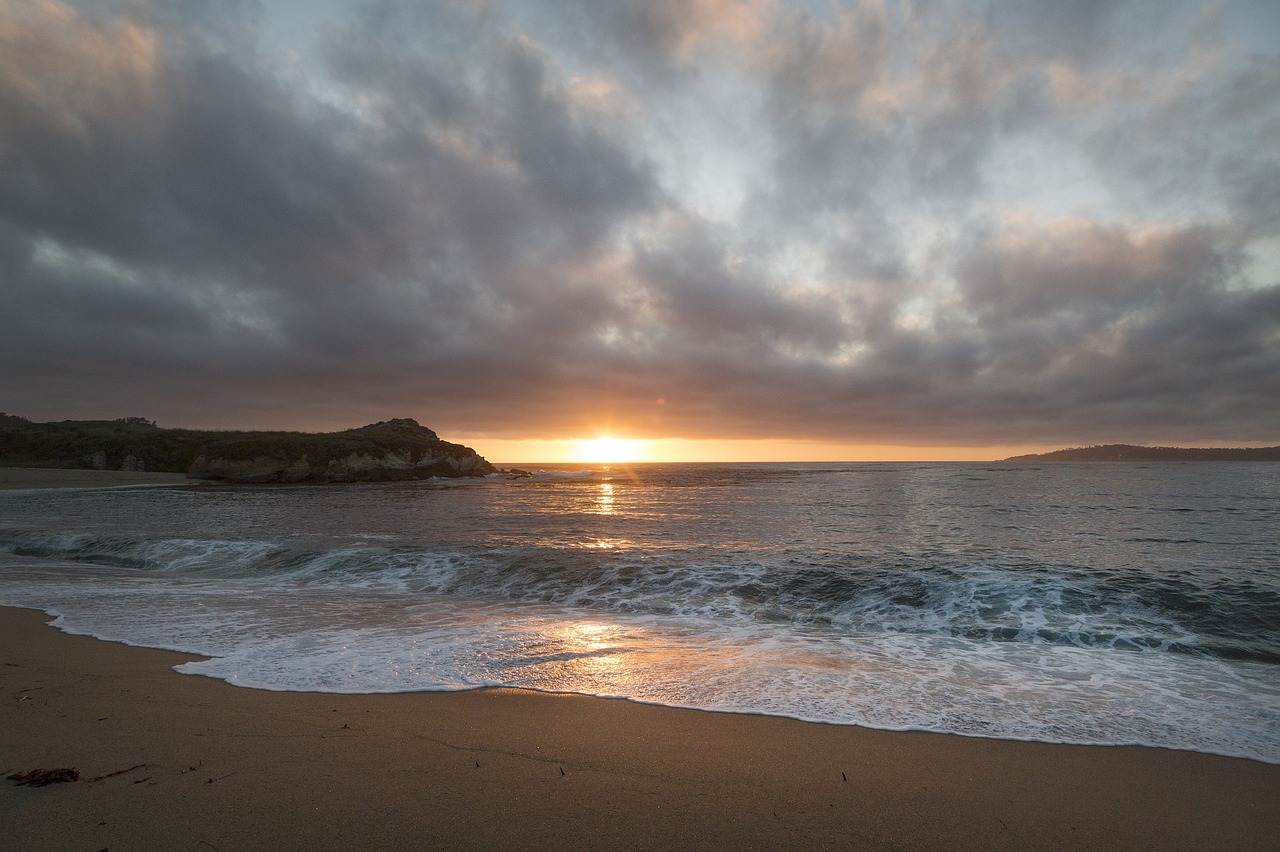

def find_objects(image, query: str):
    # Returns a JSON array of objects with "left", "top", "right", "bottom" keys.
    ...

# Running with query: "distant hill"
[
  {"left": 1002, "top": 444, "right": 1280, "bottom": 462},
  {"left": 0, "top": 414, "right": 495, "bottom": 481}
]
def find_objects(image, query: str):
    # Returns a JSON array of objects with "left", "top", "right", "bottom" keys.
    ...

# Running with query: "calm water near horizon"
[{"left": 1, "top": 462, "right": 1277, "bottom": 762}]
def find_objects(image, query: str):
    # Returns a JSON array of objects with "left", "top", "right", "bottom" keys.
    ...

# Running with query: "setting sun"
[{"left": 570, "top": 437, "right": 649, "bottom": 464}]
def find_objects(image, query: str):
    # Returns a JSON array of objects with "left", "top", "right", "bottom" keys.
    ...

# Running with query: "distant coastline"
[{"left": 1003, "top": 444, "right": 1280, "bottom": 462}]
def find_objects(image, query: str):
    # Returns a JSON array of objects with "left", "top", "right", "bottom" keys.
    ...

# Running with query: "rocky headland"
[{"left": 0, "top": 414, "right": 495, "bottom": 482}]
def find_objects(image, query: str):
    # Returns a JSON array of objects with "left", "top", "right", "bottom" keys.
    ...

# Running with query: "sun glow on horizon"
[
  {"left": 569, "top": 437, "right": 650, "bottom": 464},
  {"left": 460, "top": 436, "right": 1061, "bottom": 464}
]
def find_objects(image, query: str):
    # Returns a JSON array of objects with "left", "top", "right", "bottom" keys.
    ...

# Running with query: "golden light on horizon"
[
  {"left": 463, "top": 435, "right": 1060, "bottom": 464},
  {"left": 569, "top": 437, "right": 650, "bottom": 464}
]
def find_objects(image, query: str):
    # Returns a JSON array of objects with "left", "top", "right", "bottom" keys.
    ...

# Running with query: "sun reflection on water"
[
  {"left": 552, "top": 620, "right": 631, "bottom": 684},
  {"left": 594, "top": 481, "right": 614, "bottom": 514},
  {"left": 584, "top": 536, "right": 631, "bottom": 550}
]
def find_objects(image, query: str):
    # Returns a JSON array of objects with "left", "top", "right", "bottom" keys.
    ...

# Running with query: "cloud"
[
  {"left": 630, "top": 214, "right": 847, "bottom": 354},
  {"left": 546, "top": 0, "right": 766, "bottom": 72},
  {"left": 956, "top": 216, "right": 1224, "bottom": 320},
  {"left": 1, "top": 0, "right": 1277, "bottom": 448}
]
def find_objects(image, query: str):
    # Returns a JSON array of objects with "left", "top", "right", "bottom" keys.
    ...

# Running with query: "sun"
[{"left": 570, "top": 437, "right": 649, "bottom": 464}]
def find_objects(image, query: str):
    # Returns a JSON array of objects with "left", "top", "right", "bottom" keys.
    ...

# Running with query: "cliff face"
[
  {"left": 186, "top": 450, "right": 491, "bottom": 483},
  {"left": 186, "top": 419, "right": 495, "bottom": 483},
  {"left": 0, "top": 415, "right": 495, "bottom": 481}
]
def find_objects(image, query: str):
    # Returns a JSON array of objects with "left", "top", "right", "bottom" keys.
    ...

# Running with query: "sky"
[{"left": 1, "top": 0, "right": 1278, "bottom": 462}]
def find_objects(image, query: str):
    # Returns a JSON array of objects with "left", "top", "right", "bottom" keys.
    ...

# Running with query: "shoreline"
[
  {"left": 22, "top": 607, "right": 1280, "bottom": 767},
  {"left": 0, "top": 467, "right": 191, "bottom": 490},
  {"left": 3, "top": 605, "right": 1277, "bottom": 850}
]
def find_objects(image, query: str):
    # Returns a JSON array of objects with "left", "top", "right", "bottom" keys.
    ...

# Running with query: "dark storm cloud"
[
  {"left": 631, "top": 216, "right": 847, "bottom": 353},
  {"left": 1, "top": 0, "right": 1277, "bottom": 446},
  {"left": 955, "top": 219, "right": 1224, "bottom": 321},
  {"left": 938, "top": 217, "right": 1280, "bottom": 440},
  {"left": 0, "top": 0, "right": 664, "bottom": 428}
]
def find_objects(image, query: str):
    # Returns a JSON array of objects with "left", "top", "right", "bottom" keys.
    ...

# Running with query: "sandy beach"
[
  {"left": 0, "top": 606, "right": 1275, "bottom": 850},
  {"left": 0, "top": 468, "right": 191, "bottom": 490}
]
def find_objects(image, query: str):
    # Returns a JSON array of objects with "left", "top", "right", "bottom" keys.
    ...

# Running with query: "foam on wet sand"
[{"left": 2, "top": 605, "right": 1277, "bottom": 850}]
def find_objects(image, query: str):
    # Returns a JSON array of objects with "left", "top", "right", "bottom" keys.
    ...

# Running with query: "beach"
[
  {"left": 3, "top": 606, "right": 1277, "bottom": 850},
  {"left": 3, "top": 463, "right": 1279, "bottom": 848},
  {"left": 0, "top": 468, "right": 190, "bottom": 491}
]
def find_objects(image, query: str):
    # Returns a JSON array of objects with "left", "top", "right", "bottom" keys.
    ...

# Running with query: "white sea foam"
[
  {"left": 0, "top": 529, "right": 1269, "bottom": 659},
  {"left": 1, "top": 558, "right": 1276, "bottom": 763},
  {"left": 2, "top": 461, "right": 1277, "bottom": 763}
]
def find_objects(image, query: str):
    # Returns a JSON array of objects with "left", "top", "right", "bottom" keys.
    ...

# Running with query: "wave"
[{"left": 4, "top": 528, "right": 1278, "bottom": 665}]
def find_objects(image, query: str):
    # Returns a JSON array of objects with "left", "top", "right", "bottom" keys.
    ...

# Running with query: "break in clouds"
[{"left": 2, "top": 0, "right": 1278, "bottom": 445}]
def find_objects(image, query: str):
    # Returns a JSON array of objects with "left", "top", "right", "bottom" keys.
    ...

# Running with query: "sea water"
[{"left": 1, "top": 462, "right": 1277, "bottom": 762}]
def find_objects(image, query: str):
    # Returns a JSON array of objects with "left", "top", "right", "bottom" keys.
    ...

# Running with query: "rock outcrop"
[
  {"left": 0, "top": 414, "right": 495, "bottom": 481},
  {"left": 186, "top": 419, "right": 495, "bottom": 483}
]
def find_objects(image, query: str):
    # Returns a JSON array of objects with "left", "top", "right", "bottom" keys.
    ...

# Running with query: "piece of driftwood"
[{"left": 7, "top": 767, "right": 80, "bottom": 786}]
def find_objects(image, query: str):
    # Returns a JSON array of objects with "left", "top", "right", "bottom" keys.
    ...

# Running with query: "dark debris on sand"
[{"left": 7, "top": 767, "right": 80, "bottom": 786}]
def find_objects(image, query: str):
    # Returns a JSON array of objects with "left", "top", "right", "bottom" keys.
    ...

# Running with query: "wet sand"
[
  {"left": 0, "top": 468, "right": 190, "bottom": 490},
  {"left": 2, "top": 606, "right": 1277, "bottom": 850}
]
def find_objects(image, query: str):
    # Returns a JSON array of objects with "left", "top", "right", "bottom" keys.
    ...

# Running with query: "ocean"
[{"left": 1, "top": 462, "right": 1277, "bottom": 763}]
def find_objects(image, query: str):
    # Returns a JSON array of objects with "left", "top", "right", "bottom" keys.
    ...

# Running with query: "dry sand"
[
  {"left": 2, "top": 607, "right": 1277, "bottom": 850},
  {"left": 0, "top": 468, "right": 190, "bottom": 490}
]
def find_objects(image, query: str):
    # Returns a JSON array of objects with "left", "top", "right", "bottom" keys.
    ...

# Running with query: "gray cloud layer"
[{"left": 2, "top": 0, "right": 1278, "bottom": 445}]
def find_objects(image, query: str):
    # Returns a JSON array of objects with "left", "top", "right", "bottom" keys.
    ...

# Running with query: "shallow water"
[{"left": 2, "top": 462, "right": 1277, "bottom": 762}]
